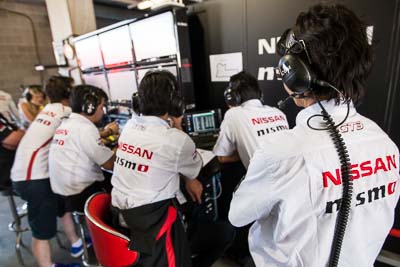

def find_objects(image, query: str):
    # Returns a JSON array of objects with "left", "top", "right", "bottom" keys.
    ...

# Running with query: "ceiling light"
[{"left": 137, "top": 0, "right": 153, "bottom": 10}]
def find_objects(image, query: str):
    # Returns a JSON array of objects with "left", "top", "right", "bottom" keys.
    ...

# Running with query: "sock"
[{"left": 72, "top": 238, "right": 83, "bottom": 248}]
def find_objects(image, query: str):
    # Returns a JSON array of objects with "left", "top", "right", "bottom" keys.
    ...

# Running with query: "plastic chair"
[
  {"left": 84, "top": 192, "right": 139, "bottom": 267},
  {"left": 389, "top": 228, "right": 400, "bottom": 238}
]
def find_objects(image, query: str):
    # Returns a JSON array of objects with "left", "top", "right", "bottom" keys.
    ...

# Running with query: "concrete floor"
[
  {"left": 0, "top": 193, "right": 239, "bottom": 267},
  {"left": 1, "top": 193, "right": 396, "bottom": 267}
]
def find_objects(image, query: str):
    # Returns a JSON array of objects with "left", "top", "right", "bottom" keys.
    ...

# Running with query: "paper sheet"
[{"left": 197, "top": 148, "right": 216, "bottom": 166}]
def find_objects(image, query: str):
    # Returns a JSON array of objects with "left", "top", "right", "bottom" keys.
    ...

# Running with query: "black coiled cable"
[{"left": 307, "top": 93, "right": 353, "bottom": 267}]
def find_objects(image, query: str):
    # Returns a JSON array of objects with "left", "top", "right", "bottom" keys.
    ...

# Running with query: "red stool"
[
  {"left": 389, "top": 228, "right": 400, "bottom": 238},
  {"left": 84, "top": 192, "right": 139, "bottom": 267}
]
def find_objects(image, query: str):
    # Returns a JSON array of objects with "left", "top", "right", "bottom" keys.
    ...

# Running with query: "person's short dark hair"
[
  {"left": 95, "top": 86, "right": 108, "bottom": 103},
  {"left": 70, "top": 85, "right": 107, "bottom": 113},
  {"left": 45, "top": 76, "right": 74, "bottom": 103},
  {"left": 230, "top": 71, "right": 262, "bottom": 103},
  {"left": 292, "top": 3, "right": 374, "bottom": 105},
  {"left": 138, "top": 70, "right": 177, "bottom": 116}
]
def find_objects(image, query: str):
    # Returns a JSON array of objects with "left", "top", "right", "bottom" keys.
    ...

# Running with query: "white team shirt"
[
  {"left": 11, "top": 103, "right": 71, "bottom": 181},
  {"left": 229, "top": 100, "right": 400, "bottom": 267},
  {"left": 49, "top": 113, "right": 114, "bottom": 196},
  {"left": 213, "top": 99, "right": 289, "bottom": 169},
  {"left": 0, "top": 90, "right": 20, "bottom": 124},
  {"left": 111, "top": 115, "right": 203, "bottom": 210}
]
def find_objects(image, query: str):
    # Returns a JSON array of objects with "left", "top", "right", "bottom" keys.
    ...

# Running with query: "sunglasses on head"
[{"left": 277, "top": 28, "right": 312, "bottom": 65}]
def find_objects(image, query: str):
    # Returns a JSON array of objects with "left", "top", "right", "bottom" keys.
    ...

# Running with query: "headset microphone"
[{"left": 277, "top": 93, "right": 296, "bottom": 109}]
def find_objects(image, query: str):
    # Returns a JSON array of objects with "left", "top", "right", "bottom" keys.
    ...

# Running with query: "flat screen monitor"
[
  {"left": 107, "top": 69, "right": 138, "bottom": 101},
  {"left": 137, "top": 65, "right": 178, "bottom": 84},
  {"left": 184, "top": 109, "right": 222, "bottom": 136},
  {"left": 82, "top": 72, "right": 110, "bottom": 97},
  {"left": 99, "top": 26, "right": 134, "bottom": 67},
  {"left": 75, "top": 36, "right": 103, "bottom": 70},
  {"left": 130, "top": 12, "right": 178, "bottom": 61}
]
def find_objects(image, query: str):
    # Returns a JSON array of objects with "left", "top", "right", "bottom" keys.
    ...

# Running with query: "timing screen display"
[{"left": 185, "top": 111, "right": 216, "bottom": 134}]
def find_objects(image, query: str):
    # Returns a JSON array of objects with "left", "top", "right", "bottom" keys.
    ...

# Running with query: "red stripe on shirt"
[
  {"left": 156, "top": 206, "right": 177, "bottom": 267},
  {"left": 26, "top": 137, "right": 53, "bottom": 181}
]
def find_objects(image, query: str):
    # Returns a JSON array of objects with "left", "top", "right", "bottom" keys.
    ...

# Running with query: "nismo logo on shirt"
[
  {"left": 115, "top": 156, "right": 149, "bottom": 173},
  {"left": 256, "top": 125, "right": 289, "bottom": 137}
]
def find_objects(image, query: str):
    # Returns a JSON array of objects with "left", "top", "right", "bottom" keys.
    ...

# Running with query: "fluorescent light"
[
  {"left": 137, "top": 0, "right": 153, "bottom": 10},
  {"left": 151, "top": 0, "right": 184, "bottom": 10}
]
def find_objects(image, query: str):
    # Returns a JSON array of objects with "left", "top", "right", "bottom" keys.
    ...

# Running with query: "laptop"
[
  {"left": 183, "top": 109, "right": 222, "bottom": 149},
  {"left": 183, "top": 109, "right": 222, "bottom": 137}
]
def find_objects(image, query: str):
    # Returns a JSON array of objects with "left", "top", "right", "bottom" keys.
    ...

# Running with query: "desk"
[{"left": 190, "top": 133, "right": 219, "bottom": 150}]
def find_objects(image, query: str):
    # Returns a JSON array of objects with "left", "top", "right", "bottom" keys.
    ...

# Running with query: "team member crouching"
[
  {"left": 213, "top": 71, "right": 289, "bottom": 169},
  {"left": 229, "top": 4, "right": 400, "bottom": 267},
  {"left": 111, "top": 70, "right": 203, "bottom": 267},
  {"left": 49, "top": 85, "right": 116, "bottom": 214},
  {"left": 11, "top": 76, "right": 81, "bottom": 267}
]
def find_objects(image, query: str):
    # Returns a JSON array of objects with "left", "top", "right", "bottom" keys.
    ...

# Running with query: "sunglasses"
[{"left": 277, "top": 28, "right": 312, "bottom": 65}]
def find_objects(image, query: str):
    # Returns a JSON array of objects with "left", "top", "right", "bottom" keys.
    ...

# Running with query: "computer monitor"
[
  {"left": 107, "top": 68, "right": 138, "bottom": 101},
  {"left": 99, "top": 25, "right": 134, "bottom": 67},
  {"left": 75, "top": 36, "right": 103, "bottom": 70},
  {"left": 184, "top": 109, "right": 221, "bottom": 136},
  {"left": 129, "top": 11, "right": 178, "bottom": 61},
  {"left": 82, "top": 72, "right": 110, "bottom": 97},
  {"left": 137, "top": 65, "right": 178, "bottom": 84}
]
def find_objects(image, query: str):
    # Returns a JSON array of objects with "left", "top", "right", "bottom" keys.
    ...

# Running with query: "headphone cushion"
[
  {"left": 24, "top": 90, "right": 32, "bottom": 102},
  {"left": 82, "top": 93, "right": 99, "bottom": 116},
  {"left": 169, "top": 92, "right": 185, "bottom": 117},
  {"left": 131, "top": 92, "right": 140, "bottom": 114},
  {"left": 279, "top": 54, "right": 314, "bottom": 94},
  {"left": 224, "top": 87, "right": 241, "bottom": 106}
]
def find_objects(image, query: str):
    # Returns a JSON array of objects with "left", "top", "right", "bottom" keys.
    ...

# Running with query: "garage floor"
[{"left": 0, "top": 193, "right": 239, "bottom": 267}]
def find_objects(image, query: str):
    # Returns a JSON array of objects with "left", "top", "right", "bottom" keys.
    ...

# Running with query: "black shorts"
[
  {"left": 0, "top": 150, "right": 15, "bottom": 188},
  {"left": 13, "top": 179, "right": 65, "bottom": 240},
  {"left": 63, "top": 181, "right": 105, "bottom": 213}
]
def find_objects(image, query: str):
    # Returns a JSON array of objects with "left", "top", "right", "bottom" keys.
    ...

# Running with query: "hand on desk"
[
  {"left": 105, "top": 121, "right": 119, "bottom": 135},
  {"left": 100, "top": 133, "right": 120, "bottom": 146}
]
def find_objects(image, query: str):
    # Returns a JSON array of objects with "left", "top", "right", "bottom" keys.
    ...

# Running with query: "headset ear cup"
[
  {"left": 278, "top": 54, "right": 315, "bottom": 94},
  {"left": 24, "top": 89, "right": 32, "bottom": 102},
  {"left": 131, "top": 92, "right": 140, "bottom": 114},
  {"left": 224, "top": 87, "right": 239, "bottom": 107},
  {"left": 169, "top": 92, "right": 185, "bottom": 117},
  {"left": 82, "top": 92, "right": 99, "bottom": 116}
]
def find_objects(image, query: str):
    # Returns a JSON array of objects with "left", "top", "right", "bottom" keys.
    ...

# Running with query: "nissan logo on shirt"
[{"left": 251, "top": 114, "right": 289, "bottom": 137}]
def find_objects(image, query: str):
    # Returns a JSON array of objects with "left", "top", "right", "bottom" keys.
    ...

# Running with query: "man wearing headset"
[
  {"left": 213, "top": 71, "right": 288, "bottom": 169},
  {"left": 19, "top": 85, "right": 47, "bottom": 129},
  {"left": 229, "top": 3, "right": 400, "bottom": 267},
  {"left": 111, "top": 70, "right": 203, "bottom": 267},
  {"left": 11, "top": 76, "right": 81, "bottom": 267},
  {"left": 49, "top": 85, "right": 117, "bottom": 213}
]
